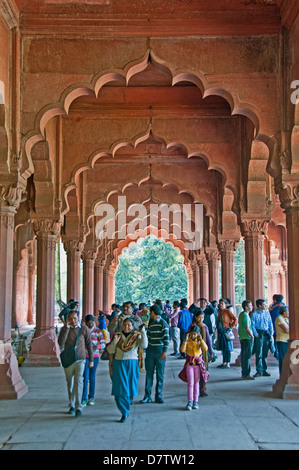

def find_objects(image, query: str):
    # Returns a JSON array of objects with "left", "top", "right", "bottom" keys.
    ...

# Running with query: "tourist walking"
[
  {"left": 137, "top": 303, "right": 150, "bottom": 329},
  {"left": 177, "top": 301, "right": 193, "bottom": 359},
  {"left": 108, "top": 301, "right": 143, "bottom": 335},
  {"left": 81, "top": 315, "right": 106, "bottom": 407},
  {"left": 216, "top": 298, "right": 238, "bottom": 369},
  {"left": 275, "top": 306, "right": 289, "bottom": 374},
  {"left": 58, "top": 310, "right": 93, "bottom": 417},
  {"left": 238, "top": 300, "right": 255, "bottom": 380},
  {"left": 178, "top": 325, "right": 209, "bottom": 410},
  {"left": 167, "top": 300, "right": 180, "bottom": 357},
  {"left": 190, "top": 309, "right": 213, "bottom": 396},
  {"left": 140, "top": 304, "right": 169, "bottom": 404},
  {"left": 251, "top": 299, "right": 274, "bottom": 377},
  {"left": 106, "top": 318, "right": 148, "bottom": 422}
]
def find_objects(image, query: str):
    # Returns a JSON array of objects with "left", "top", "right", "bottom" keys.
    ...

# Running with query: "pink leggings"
[{"left": 186, "top": 365, "right": 200, "bottom": 402}]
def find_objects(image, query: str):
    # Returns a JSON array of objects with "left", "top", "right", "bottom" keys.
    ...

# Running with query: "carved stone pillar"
[
  {"left": 218, "top": 240, "right": 238, "bottom": 307},
  {"left": 187, "top": 267, "right": 194, "bottom": 306},
  {"left": 265, "top": 265, "right": 279, "bottom": 305},
  {"left": 64, "top": 239, "right": 84, "bottom": 304},
  {"left": 94, "top": 260, "right": 104, "bottom": 312},
  {"left": 198, "top": 255, "right": 209, "bottom": 299},
  {"left": 241, "top": 219, "right": 268, "bottom": 303},
  {"left": 109, "top": 265, "right": 116, "bottom": 306},
  {"left": 103, "top": 266, "right": 110, "bottom": 314},
  {"left": 24, "top": 218, "right": 61, "bottom": 367},
  {"left": 193, "top": 262, "right": 200, "bottom": 301},
  {"left": 27, "top": 240, "right": 36, "bottom": 325},
  {"left": 0, "top": 183, "right": 28, "bottom": 398},
  {"left": 206, "top": 250, "right": 220, "bottom": 302},
  {"left": 82, "top": 250, "right": 96, "bottom": 319},
  {"left": 273, "top": 181, "right": 299, "bottom": 398}
]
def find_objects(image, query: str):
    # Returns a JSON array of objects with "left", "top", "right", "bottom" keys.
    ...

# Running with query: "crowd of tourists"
[{"left": 57, "top": 294, "right": 289, "bottom": 422}]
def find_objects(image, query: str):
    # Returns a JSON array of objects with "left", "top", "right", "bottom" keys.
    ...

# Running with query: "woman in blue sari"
[{"left": 106, "top": 317, "right": 148, "bottom": 422}]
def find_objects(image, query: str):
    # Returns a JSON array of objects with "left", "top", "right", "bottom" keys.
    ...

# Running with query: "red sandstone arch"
[
  {"left": 22, "top": 49, "right": 276, "bottom": 184},
  {"left": 62, "top": 129, "right": 228, "bottom": 220}
]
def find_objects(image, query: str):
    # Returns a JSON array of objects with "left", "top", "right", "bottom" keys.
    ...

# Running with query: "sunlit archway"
[{"left": 115, "top": 236, "right": 188, "bottom": 306}]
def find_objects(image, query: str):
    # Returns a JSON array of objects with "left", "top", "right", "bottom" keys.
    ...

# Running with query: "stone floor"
[{"left": 1, "top": 346, "right": 299, "bottom": 451}]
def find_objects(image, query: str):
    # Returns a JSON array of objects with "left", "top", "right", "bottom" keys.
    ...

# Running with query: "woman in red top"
[{"left": 216, "top": 299, "right": 238, "bottom": 369}]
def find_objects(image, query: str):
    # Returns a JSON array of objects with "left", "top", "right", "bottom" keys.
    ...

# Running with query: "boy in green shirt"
[{"left": 238, "top": 300, "right": 255, "bottom": 380}]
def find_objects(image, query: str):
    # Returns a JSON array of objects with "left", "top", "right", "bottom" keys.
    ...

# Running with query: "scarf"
[{"left": 108, "top": 331, "right": 145, "bottom": 379}]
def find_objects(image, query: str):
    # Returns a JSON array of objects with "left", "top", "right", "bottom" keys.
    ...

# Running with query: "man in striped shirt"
[{"left": 140, "top": 304, "right": 169, "bottom": 404}]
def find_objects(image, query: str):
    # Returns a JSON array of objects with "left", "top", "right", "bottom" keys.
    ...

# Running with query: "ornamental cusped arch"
[{"left": 21, "top": 49, "right": 279, "bottom": 213}]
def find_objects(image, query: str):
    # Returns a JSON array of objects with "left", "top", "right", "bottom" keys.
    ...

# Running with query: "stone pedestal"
[
  {"left": 24, "top": 219, "right": 61, "bottom": 367},
  {"left": 272, "top": 188, "right": 299, "bottom": 398},
  {"left": 0, "top": 202, "right": 28, "bottom": 397},
  {"left": 0, "top": 342, "right": 28, "bottom": 399}
]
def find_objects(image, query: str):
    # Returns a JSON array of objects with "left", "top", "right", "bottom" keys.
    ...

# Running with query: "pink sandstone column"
[
  {"left": 94, "top": 261, "right": 104, "bottom": 312},
  {"left": 103, "top": 266, "right": 110, "bottom": 314},
  {"left": 273, "top": 182, "right": 299, "bottom": 398},
  {"left": 82, "top": 250, "right": 96, "bottom": 319},
  {"left": 0, "top": 203, "right": 28, "bottom": 398},
  {"left": 64, "top": 240, "right": 83, "bottom": 304},
  {"left": 109, "top": 266, "right": 116, "bottom": 307},
  {"left": 218, "top": 240, "right": 238, "bottom": 307},
  {"left": 187, "top": 267, "right": 194, "bottom": 306},
  {"left": 192, "top": 261, "right": 200, "bottom": 301},
  {"left": 27, "top": 257, "right": 36, "bottom": 325},
  {"left": 198, "top": 255, "right": 209, "bottom": 299},
  {"left": 241, "top": 219, "right": 268, "bottom": 303},
  {"left": 206, "top": 250, "right": 220, "bottom": 302},
  {"left": 24, "top": 219, "right": 61, "bottom": 367}
]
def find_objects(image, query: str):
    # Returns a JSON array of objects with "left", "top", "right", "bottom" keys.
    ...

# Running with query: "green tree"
[{"left": 115, "top": 236, "right": 188, "bottom": 305}]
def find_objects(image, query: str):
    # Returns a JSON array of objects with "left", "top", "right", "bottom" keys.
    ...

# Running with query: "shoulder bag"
[{"left": 60, "top": 327, "right": 81, "bottom": 368}]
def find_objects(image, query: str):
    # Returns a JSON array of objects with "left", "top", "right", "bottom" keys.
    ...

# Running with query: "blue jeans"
[
  {"left": 82, "top": 356, "right": 99, "bottom": 401},
  {"left": 144, "top": 347, "right": 166, "bottom": 400},
  {"left": 240, "top": 339, "right": 253, "bottom": 377},
  {"left": 277, "top": 341, "right": 288, "bottom": 374},
  {"left": 254, "top": 330, "right": 270, "bottom": 374}
]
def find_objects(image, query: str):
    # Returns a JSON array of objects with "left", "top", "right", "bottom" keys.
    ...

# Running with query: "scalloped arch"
[{"left": 23, "top": 48, "right": 271, "bottom": 182}]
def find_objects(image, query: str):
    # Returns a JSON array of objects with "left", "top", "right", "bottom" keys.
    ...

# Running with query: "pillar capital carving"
[
  {"left": 278, "top": 180, "right": 299, "bottom": 227},
  {"left": 0, "top": 182, "right": 26, "bottom": 211},
  {"left": 279, "top": 180, "right": 299, "bottom": 211},
  {"left": 31, "top": 217, "right": 62, "bottom": 238},
  {"left": 241, "top": 218, "right": 269, "bottom": 236},
  {"left": 265, "top": 265, "right": 280, "bottom": 277},
  {"left": 205, "top": 249, "right": 220, "bottom": 263},
  {"left": 81, "top": 249, "right": 97, "bottom": 262},
  {"left": 63, "top": 239, "right": 85, "bottom": 254},
  {"left": 217, "top": 239, "right": 239, "bottom": 253}
]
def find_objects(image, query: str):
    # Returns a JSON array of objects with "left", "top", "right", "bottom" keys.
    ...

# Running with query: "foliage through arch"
[{"left": 115, "top": 236, "right": 188, "bottom": 306}]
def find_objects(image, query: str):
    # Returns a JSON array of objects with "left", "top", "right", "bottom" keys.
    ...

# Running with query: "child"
[
  {"left": 82, "top": 315, "right": 106, "bottom": 407},
  {"left": 178, "top": 325, "right": 209, "bottom": 410}
]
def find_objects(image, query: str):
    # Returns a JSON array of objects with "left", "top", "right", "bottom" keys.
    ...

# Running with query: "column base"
[
  {"left": 272, "top": 342, "right": 299, "bottom": 399},
  {"left": 0, "top": 342, "right": 28, "bottom": 399},
  {"left": 23, "top": 328, "right": 61, "bottom": 367}
]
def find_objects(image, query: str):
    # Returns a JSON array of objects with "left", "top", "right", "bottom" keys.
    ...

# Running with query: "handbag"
[
  {"left": 60, "top": 328, "right": 81, "bottom": 368},
  {"left": 100, "top": 347, "right": 110, "bottom": 361},
  {"left": 224, "top": 328, "right": 235, "bottom": 341}
]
